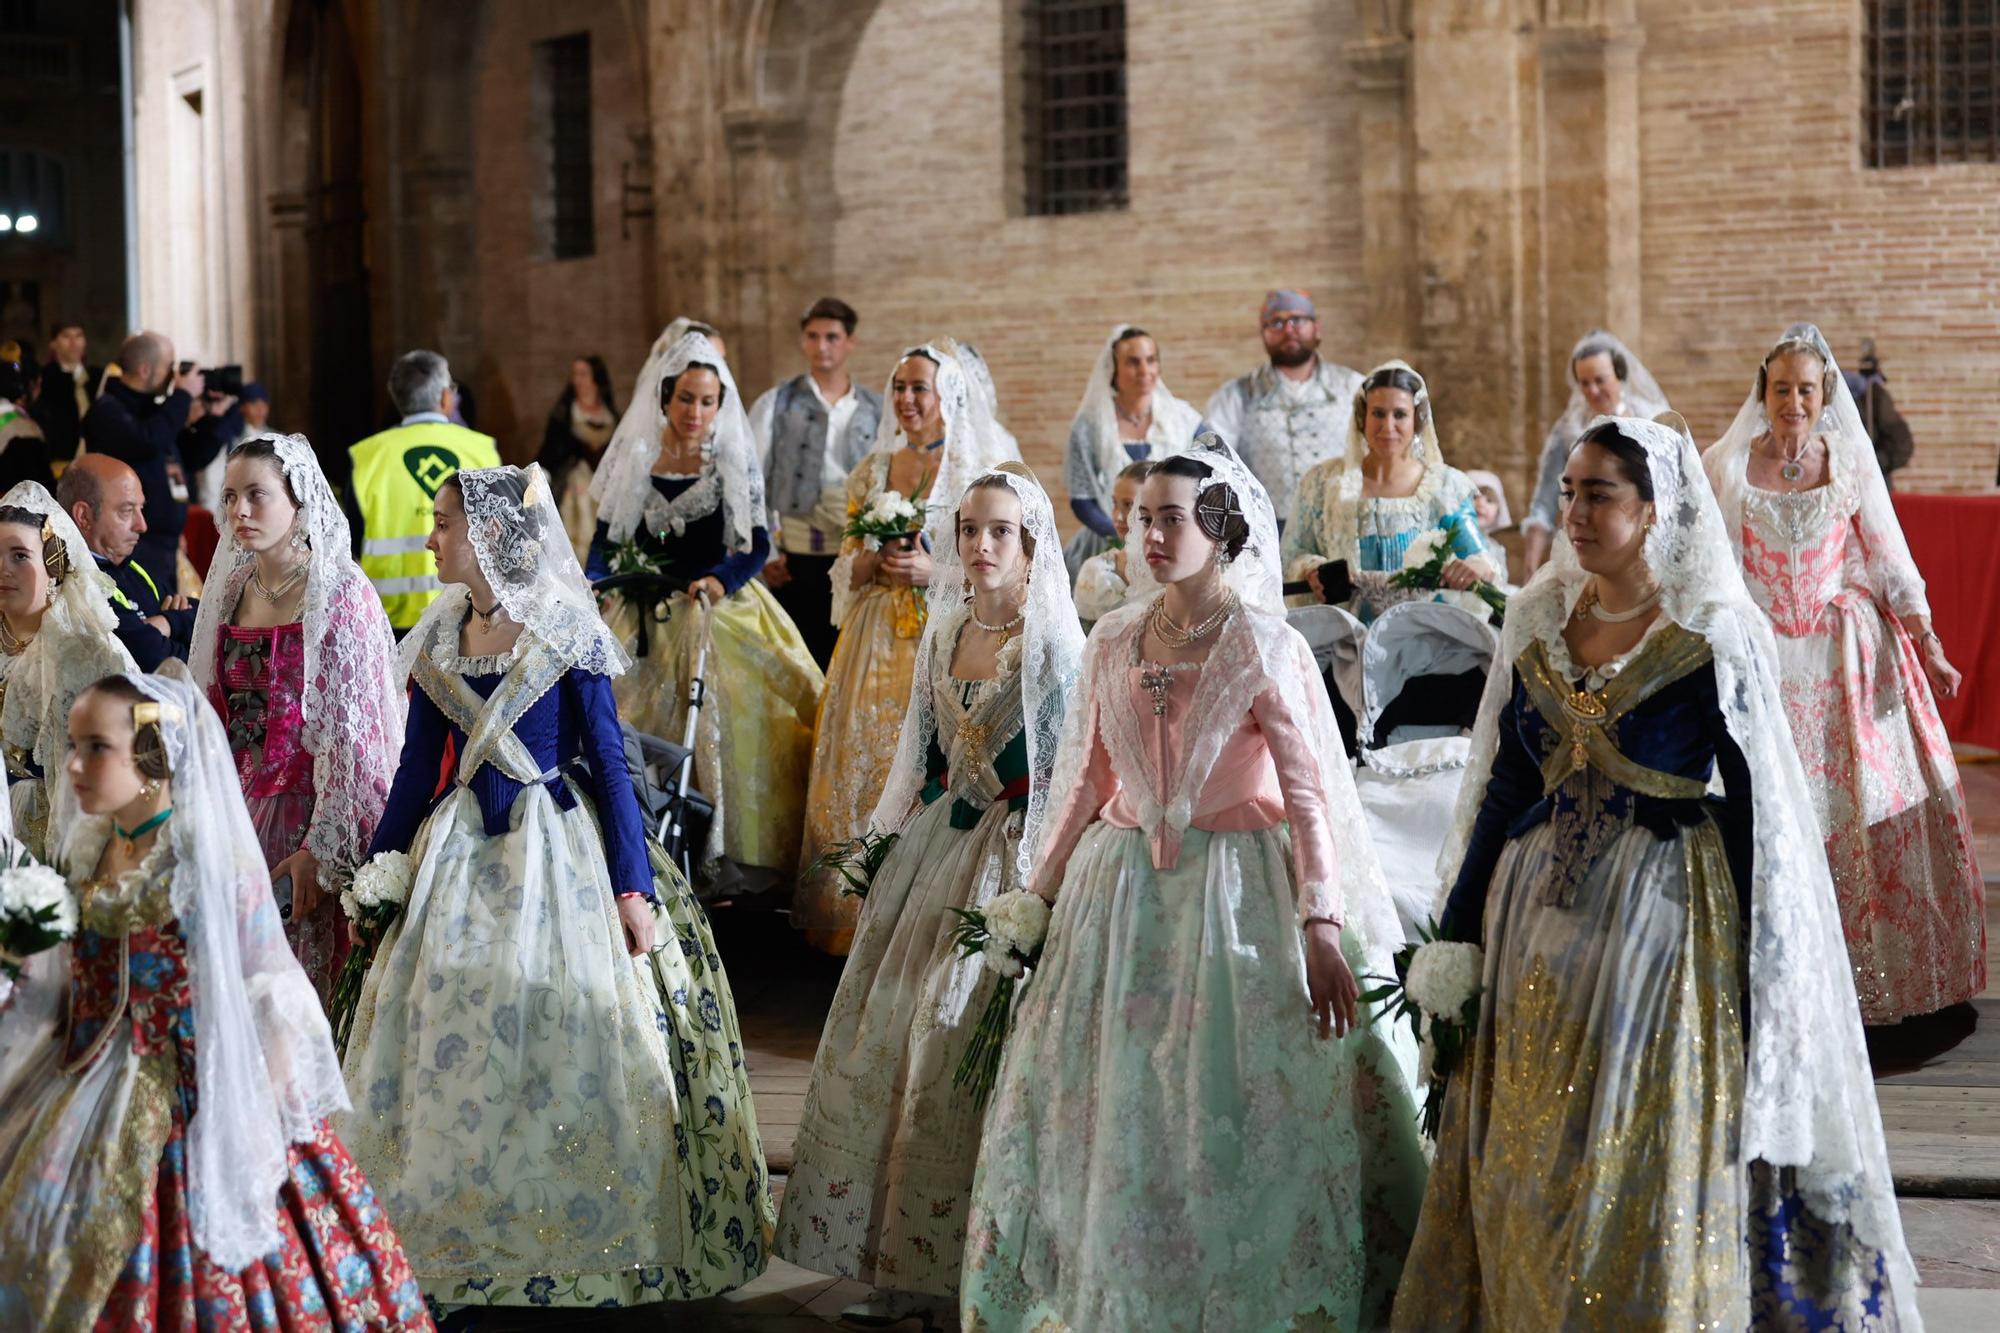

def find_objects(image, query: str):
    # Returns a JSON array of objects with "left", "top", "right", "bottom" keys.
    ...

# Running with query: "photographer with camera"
[{"left": 81, "top": 332, "right": 233, "bottom": 594}]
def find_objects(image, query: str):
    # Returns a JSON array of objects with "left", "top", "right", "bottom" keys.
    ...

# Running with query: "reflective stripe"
[
  {"left": 368, "top": 575, "right": 438, "bottom": 596},
  {"left": 362, "top": 534, "right": 431, "bottom": 555}
]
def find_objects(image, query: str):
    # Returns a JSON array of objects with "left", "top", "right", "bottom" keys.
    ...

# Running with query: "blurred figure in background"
[
  {"left": 537, "top": 353, "right": 619, "bottom": 562},
  {"left": 0, "top": 351, "right": 54, "bottom": 494},
  {"left": 31, "top": 317, "right": 101, "bottom": 462}
]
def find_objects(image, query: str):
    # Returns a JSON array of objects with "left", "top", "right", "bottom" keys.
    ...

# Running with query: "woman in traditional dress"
[
  {"left": 961, "top": 436, "right": 1427, "bottom": 1332},
  {"left": 1395, "top": 417, "right": 1918, "bottom": 1329},
  {"left": 1704, "top": 324, "right": 1984, "bottom": 1023},
  {"left": 0, "top": 672, "right": 427, "bottom": 1329},
  {"left": 1282, "top": 361, "right": 1500, "bottom": 622},
  {"left": 778, "top": 464, "right": 1082, "bottom": 1323},
  {"left": 1060, "top": 324, "right": 1203, "bottom": 578},
  {"left": 536, "top": 353, "right": 619, "bottom": 563},
  {"left": 796, "top": 343, "right": 1015, "bottom": 954},
  {"left": 589, "top": 330, "right": 822, "bottom": 888},
  {"left": 339, "top": 465, "right": 771, "bottom": 1312},
  {"left": 0, "top": 481, "right": 133, "bottom": 860},
  {"left": 191, "top": 433, "right": 403, "bottom": 1003},
  {"left": 1071, "top": 458, "right": 1152, "bottom": 628}
]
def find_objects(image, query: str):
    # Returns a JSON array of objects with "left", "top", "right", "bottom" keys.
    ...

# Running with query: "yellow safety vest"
[{"left": 348, "top": 419, "right": 500, "bottom": 628}]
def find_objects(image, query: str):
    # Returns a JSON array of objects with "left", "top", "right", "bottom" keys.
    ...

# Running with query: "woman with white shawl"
[
  {"left": 777, "top": 463, "right": 1082, "bottom": 1323},
  {"left": 1394, "top": 417, "right": 1918, "bottom": 1329},
  {"left": 340, "top": 465, "right": 771, "bottom": 1311},
  {"left": 961, "top": 435, "right": 1427, "bottom": 1332},
  {"left": 588, "top": 329, "right": 823, "bottom": 887},
  {"left": 1059, "top": 324, "right": 1204, "bottom": 578},
  {"left": 1704, "top": 324, "right": 1983, "bottom": 1024},
  {"left": 0, "top": 481, "right": 134, "bottom": 860},
  {"left": 796, "top": 341, "right": 1018, "bottom": 954},
  {"left": 190, "top": 433, "right": 403, "bottom": 1002},
  {"left": 0, "top": 673, "right": 427, "bottom": 1328}
]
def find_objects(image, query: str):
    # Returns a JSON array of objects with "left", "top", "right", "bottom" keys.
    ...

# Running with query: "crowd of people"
[{"left": 0, "top": 289, "right": 1983, "bottom": 1332}]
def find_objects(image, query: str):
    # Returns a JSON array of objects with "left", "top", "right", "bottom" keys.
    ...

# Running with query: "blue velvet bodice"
[{"left": 584, "top": 474, "right": 769, "bottom": 588}]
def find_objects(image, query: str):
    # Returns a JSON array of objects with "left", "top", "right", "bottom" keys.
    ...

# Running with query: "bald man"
[
  {"left": 81, "top": 331, "right": 228, "bottom": 594},
  {"left": 58, "top": 452, "right": 197, "bottom": 668}
]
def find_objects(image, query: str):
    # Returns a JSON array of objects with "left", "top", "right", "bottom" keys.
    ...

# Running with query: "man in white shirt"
[
  {"left": 1203, "top": 289, "right": 1363, "bottom": 525},
  {"left": 749, "top": 297, "right": 882, "bottom": 667}
]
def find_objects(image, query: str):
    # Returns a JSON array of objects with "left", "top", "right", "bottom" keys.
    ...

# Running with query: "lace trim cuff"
[{"left": 1297, "top": 877, "right": 1342, "bottom": 926}]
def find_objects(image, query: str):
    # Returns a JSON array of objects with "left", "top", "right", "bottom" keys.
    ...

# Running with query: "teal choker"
[{"left": 114, "top": 807, "right": 174, "bottom": 852}]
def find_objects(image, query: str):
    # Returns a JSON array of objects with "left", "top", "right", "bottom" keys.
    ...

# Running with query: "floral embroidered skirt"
[
  {"left": 246, "top": 787, "right": 350, "bottom": 1008},
  {"left": 1393, "top": 819, "right": 1903, "bottom": 1331},
  {"left": 796, "top": 583, "right": 921, "bottom": 953},
  {"left": 338, "top": 784, "right": 773, "bottom": 1311},
  {"left": 961, "top": 824, "right": 1428, "bottom": 1332},
  {"left": 778, "top": 793, "right": 1022, "bottom": 1298}
]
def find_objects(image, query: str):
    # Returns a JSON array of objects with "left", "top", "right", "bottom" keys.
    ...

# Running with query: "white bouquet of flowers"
[
  {"left": 846, "top": 490, "right": 922, "bottom": 551},
  {"left": 947, "top": 888, "right": 1052, "bottom": 1104},
  {"left": 328, "top": 850, "right": 415, "bottom": 1053},
  {"left": 0, "top": 855, "right": 75, "bottom": 1013},
  {"left": 1359, "top": 919, "right": 1485, "bottom": 1139},
  {"left": 1390, "top": 512, "right": 1508, "bottom": 623}
]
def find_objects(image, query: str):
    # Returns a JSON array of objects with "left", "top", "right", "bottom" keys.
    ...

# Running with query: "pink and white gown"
[
  {"left": 960, "top": 604, "right": 1426, "bottom": 1332},
  {"left": 1722, "top": 449, "right": 1985, "bottom": 1022}
]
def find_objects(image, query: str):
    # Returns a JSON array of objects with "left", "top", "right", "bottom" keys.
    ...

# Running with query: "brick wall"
[{"left": 1636, "top": 0, "right": 1996, "bottom": 492}]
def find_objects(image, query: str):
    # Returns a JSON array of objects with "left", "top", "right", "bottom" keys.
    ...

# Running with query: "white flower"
[
  {"left": 0, "top": 969, "right": 13, "bottom": 1011},
  {"left": 983, "top": 890, "right": 1049, "bottom": 957},
  {"left": 0, "top": 863, "right": 74, "bottom": 934},
  {"left": 1405, "top": 940, "right": 1483, "bottom": 1020},
  {"left": 982, "top": 937, "right": 1025, "bottom": 979},
  {"left": 1401, "top": 528, "right": 1447, "bottom": 571},
  {"left": 339, "top": 889, "right": 362, "bottom": 922},
  {"left": 864, "top": 490, "right": 917, "bottom": 527},
  {"left": 350, "top": 851, "right": 414, "bottom": 912}
]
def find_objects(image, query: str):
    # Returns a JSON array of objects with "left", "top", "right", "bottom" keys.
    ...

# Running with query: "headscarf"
[
  {"left": 869, "top": 464, "right": 1084, "bottom": 881},
  {"left": 188, "top": 434, "right": 404, "bottom": 877},
  {"left": 591, "top": 330, "right": 765, "bottom": 555},
  {"left": 1442, "top": 415, "right": 1917, "bottom": 1314},
  {"left": 1068, "top": 323, "right": 1203, "bottom": 502}
]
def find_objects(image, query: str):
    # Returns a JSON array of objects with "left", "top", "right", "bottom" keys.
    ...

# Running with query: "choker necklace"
[
  {"left": 251, "top": 562, "right": 306, "bottom": 603},
  {"left": 1573, "top": 583, "right": 1660, "bottom": 624},
  {"left": 115, "top": 807, "right": 174, "bottom": 855},
  {"left": 969, "top": 604, "right": 1024, "bottom": 636},
  {"left": 468, "top": 598, "right": 505, "bottom": 633},
  {"left": 0, "top": 617, "right": 33, "bottom": 656},
  {"left": 1150, "top": 589, "right": 1238, "bottom": 647}
]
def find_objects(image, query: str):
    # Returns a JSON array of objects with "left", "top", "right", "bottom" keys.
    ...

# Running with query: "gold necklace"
[
  {"left": 0, "top": 616, "right": 33, "bottom": 656},
  {"left": 1149, "top": 590, "right": 1238, "bottom": 647},
  {"left": 250, "top": 562, "right": 306, "bottom": 603}
]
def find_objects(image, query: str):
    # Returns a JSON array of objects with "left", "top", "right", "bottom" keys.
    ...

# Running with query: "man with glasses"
[
  {"left": 346, "top": 349, "right": 500, "bottom": 633},
  {"left": 1202, "top": 290, "right": 1363, "bottom": 521}
]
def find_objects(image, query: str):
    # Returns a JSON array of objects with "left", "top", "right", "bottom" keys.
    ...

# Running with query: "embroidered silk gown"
[
  {"left": 339, "top": 625, "right": 772, "bottom": 1310},
  {"left": 1282, "top": 460, "right": 1492, "bottom": 622},
  {"left": 1394, "top": 623, "right": 1907, "bottom": 1330},
  {"left": 0, "top": 833, "right": 428, "bottom": 1330},
  {"left": 778, "top": 629, "right": 1037, "bottom": 1298}
]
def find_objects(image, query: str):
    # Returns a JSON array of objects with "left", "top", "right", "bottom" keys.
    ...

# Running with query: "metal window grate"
[
  {"left": 540, "top": 32, "right": 595, "bottom": 258},
  {"left": 1022, "top": 0, "right": 1128, "bottom": 216},
  {"left": 1866, "top": 0, "right": 2000, "bottom": 167}
]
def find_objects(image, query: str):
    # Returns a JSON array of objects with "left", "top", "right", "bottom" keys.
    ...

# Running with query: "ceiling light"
[{"left": 15, "top": 215, "right": 37, "bottom": 234}]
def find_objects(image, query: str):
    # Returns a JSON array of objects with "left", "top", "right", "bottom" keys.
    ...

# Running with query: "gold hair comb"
[{"left": 130, "top": 700, "right": 184, "bottom": 729}]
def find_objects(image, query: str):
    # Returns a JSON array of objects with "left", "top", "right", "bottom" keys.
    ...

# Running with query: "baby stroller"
[{"left": 1287, "top": 603, "right": 1369, "bottom": 759}]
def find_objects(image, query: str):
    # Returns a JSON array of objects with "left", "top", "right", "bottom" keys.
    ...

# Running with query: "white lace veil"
[
  {"left": 864, "top": 342, "right": 1011, "bottom": 546},
  {"left": 1282, "top": 361, "right": 1450, "bottom": 574},
  {"left": 61, "top": 673, "right": 350, "bottom": 1271},
  {"left": 399, "top": 463, "right": 629, "bottom": 682},
  {"left": 0, "top": 481, "right": 120, "bottom": 643},
  {"left": 1122, "top": 430, "right": 1286, "bottom": 614},
  {"left": 1070, "top": 323, "right": 1204, "bottom": 498},
  {"left": 1703, "top": 322, "right": 1927, "bottom": 618},
  {"left": 1438, "top": 415, "right": 1917, "bottom": 1311},
  {"left": 1339, "top": 359, "right": 1443, "bottom": 473},
  {"left": 591, "top": 330, "right": 766, "bottom": 553},
  {"left": 942, "top": 340, "right": 1024, "bottom": 467},
  {"left": 187, "top": 434, "right": 405, "bottom": 878},
  {"left": 1549, "top": 329, "right": 1669, "bottom": 449},
  {"left": 868, "top": 465, "right": 1084, "bottom": 880}
]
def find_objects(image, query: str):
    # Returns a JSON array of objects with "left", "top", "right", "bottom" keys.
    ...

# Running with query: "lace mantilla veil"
[
  {"left": 1437, "top": 415, "right": 1918, "bottom": 1312},
  {"left": 867, "top": 465, "right": 1085, "bottom": 881},
  {"left": 591, "top": 329, "right": 766, "bottom": 554},
  {"left": 400, "top": 463, "right": 629, "bottom": 682},
  {"left": 1042, "top": 434, "right": 1411, "bottom": 1065},
  {"left": 1703, "top": 322, "right": 1927, "bottom": 619},
  {"left": 1071, "top": 322, "right": 1204, "bottom": 490},
  {"left": 69, "top": 674, "right": 349, "bottom": 1270},
  {"left": 942, "top": 340, "right": 1024, "bottom": 467},
  {"left": 187, "top": 434, "right": 404, "bottom": 878},
  {"left": 1290, "top": 359, "right": 1450, "bottom": 572}
]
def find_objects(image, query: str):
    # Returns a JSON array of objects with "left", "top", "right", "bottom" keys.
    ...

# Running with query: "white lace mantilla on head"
[
  {"left": 59, "top": 673, "right": 350, "bottom": 1272},
  {"left": 400, "top": 463, "right": 628, "bottom": 683},
  {"left": 1121, "top": 431, "right": 1286, "bottom": 615},
  {"left": 1702, "top": 321, "right": 1927, "bottom": 620},
  {"left": 188, "top": 433, "right": 404, "bottom": 877},
  {"left": 592, "top": 329, "right": 765, "bottom": 554},
  {"left": 868, "top": 467, "right": 1083, "bottom": 881},
  {"left": 1070, "top": 322, "right": 1204, "bottom": 496},
  {"left": 1437, "top": 415, "right": 1919, "bottom": 1315}
]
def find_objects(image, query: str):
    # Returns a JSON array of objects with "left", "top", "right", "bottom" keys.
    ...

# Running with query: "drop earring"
[{"left": 290, "top": 523, "right": 308, "bottom": 553}]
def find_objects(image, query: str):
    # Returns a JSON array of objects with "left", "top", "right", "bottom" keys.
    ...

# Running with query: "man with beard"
[{"left": 1203, "top": 289, "right": 1363, "bottom": 522}]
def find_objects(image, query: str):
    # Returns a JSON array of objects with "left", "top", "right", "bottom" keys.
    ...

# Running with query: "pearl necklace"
[
  {"left": 1572, "top": 583, "right": 1660, "bottom": 624},
  {"left": 1149, "top": 590, "right": 1238, "bottom": 647},
  {"left": 968, "top": 604, "right": 1024, "bottom": 636}
]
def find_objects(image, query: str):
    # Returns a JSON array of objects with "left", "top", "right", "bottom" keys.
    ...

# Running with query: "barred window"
[
  {"left": 1865, "top": 0, "right": 2000, "bottom": 167},
  {"left": 535, "top": 32, "right": 595, "bottom": 258},
  {"left": 1021, "top": 0, "right": 1128, "bottom": 216}
]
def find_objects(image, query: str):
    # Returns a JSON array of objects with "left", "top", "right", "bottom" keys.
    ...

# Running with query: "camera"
[{"left": 177, "top": 361, "right": 245, "bottom": 398}]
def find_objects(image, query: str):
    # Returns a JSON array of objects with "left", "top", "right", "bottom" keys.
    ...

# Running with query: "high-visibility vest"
[{"left": 348, "top": 420, "right": 499, "bottom": 628}]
